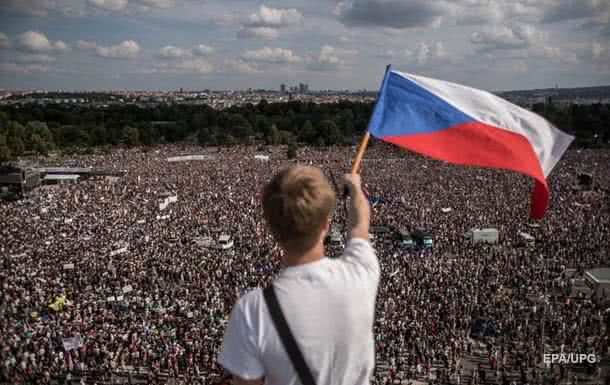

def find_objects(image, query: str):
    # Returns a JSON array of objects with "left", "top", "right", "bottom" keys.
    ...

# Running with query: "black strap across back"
[{"left": 263, "top": 285, "right": 316, "bottom": 385}]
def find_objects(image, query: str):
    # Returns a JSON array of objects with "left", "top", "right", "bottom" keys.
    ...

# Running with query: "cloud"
[
  {"left": 243, "top": 5, "right": 302, "bottom": 28},
  {"left": 240, "top": 47, "right": 303, "bottom": 64},
  {"left": 76, "top": 40, "right": 98, "bottom": 50},
  {"left": 18, "top": 31, "right": 69, "bottom": 53},
  {"left": 173, "top": 58, "right": 213, "bottom": 74},
  {"left": 590, "top": 42, "right": 610, "bottom": 63},
  {"left": 334, "top": 0, "right": 446, "bottom": 29},
  {"left": 14, "top": 54, "right": 57, "bottom": 64},
  {"left": 455, "top": 0, "right": 541, "bottom": 25},
  {"left": 542, "top": 0, "right": 609, "bottom": 23},
  {"left": 237, "top": 27, "right": 279, "bottom": 40},
  {"left": 470, "top": 23, "right": 545, "bottom": 53},
  {"left": 96, "top": 40, "right": 140, "bottom": 59},
  {"left": 0, "top": 62, "right": 49, "bottom": 74},
  {"left": 158, "top": 45, "right": 192, "bottom": 58},
  {"left": 85, "top": 0, "right": 176, "bottom": 14},
  {"left": 225, "top": 58, "right": 262, "bottom": 74},
  {"left": 238, "top": 5, "right": 302, "bottom": 39},
  {"left": 308, "top": 45, "right": 357, "bottom": 71},
  {"left": 87, "top": 0, "right": 128, "bottom": 12},
  {"left": 139, "top": 0, "right": 174, "bottom": 8},
  {"left": 157, "top": 44, "right": 214, "bottom": 59},
  {"left": 0, "top": 33, "right": 9, "bottom": 48},
  {"left": 193, "top": 44, "right": 214, "bottom": 56},
  {"left": 53, "top": 40, "right": 70, "bottom": 52},
  {"left": 0, "top": 0, "right": 56, "bottom": 17}
]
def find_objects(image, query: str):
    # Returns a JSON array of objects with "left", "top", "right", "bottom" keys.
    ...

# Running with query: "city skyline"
[{"left": 0, "top": 0, "right": 609, "bottom": 91}]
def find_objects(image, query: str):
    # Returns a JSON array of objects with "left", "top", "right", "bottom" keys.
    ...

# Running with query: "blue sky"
[{"left": 0, "top": 0, "right": 609, "bottom": 91}]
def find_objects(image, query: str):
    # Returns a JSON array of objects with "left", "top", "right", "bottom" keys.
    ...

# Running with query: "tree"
[
  {"left": 198, "top": 126, "right": 209, "bottom": 146},
  {"left": 7, "top": 135, "right": 24, "bottom": 156},
  {"left": 287, "top": 141, "right": 298, "bottom": 159},
  {"left": 299, "top": 120, "right": 316, "bottom": 144},
  {"left": 123, "top": 126, "right": 140, "bottom": 147},
  {"left": 270, "top": 124, "right": 281, "bottom": 145},
  {"left": 25, "top": 121, "right": 54, "bottom": 153},
  {"left": 0, "top": 134, "right": 10, "bottom": 163},
  {"left": 319, "top": 120, "right": 341, "bottom": 145}
]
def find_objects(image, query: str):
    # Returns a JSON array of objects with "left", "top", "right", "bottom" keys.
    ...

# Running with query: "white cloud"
[
  {"left": 241, "top": 47, "right": 303, "bottom": 64},
  {"left": 0, "top": 33, "right": 9, "bottom": 48},
  {"left": 433, "top": 41, "right": 446, "bottom": 59},
  {"left": 96, "top": 40, "right": 140, "bottom": 59},
  {"left": 18, "top": 31, "right": 53, "bottom": 52},
  {"left": 455, "top": 0, "right": 541, "bottom": 25},
  {"left": 415, "top": 42, "right": 431, "bottom": 65},
  {"left": 139, "top": 0, "right": 175, "bottom": 9},
  {"left": 85, "top": 0, "right": 175, "bottom": 13},
  {"left": 87, "top": 0, "right": 128, "bottom": 12},
  {"left": 154, "top": 58, "right": 214, "bottom": 74},
  {"left": 173, "top": 58, "right": 213, "bottom": 74},
  {"left": 14, "top": 54, "right": 57, "bottom": 64},
  {"left": 54, "top": 40, "right": 70, "bottom": 52},
  {"left": 159, "top": 45, "right": 192, "bottom": 58},
  {"left": 237, "top": 27, "right": 279, "bottom": 40},
  {"left": 238, "top": 5, "right": 302, "bottom": 40},
  {"left": 0, "top": 62, "right": 49, "bottom": 74},
  {"left": 244, "top": 5, "right": 302, "bottom": 28},
  {"left": 589, "top": 42, "right": 610, "bottom": 64},
  {"left": 309, "top": 45, "right": 357, "bottom": 71},
  {"left": 17, "top": 31, "right": 69, "bottom": 53},
  {"left": 225, "top": 58, "right": 262, "bottom": 74},
  {"left": 470, "top": 23, "right": 546, "bottom": 53},
  {"left": 157, "top": 44, "right": 214, "bottom": 59},
  {"left": 400, "top": 41, "right": 447, "bottom": 65},
  {"left": 193, "top": 44, "right": 214, "bottom": 56},
  {"left": 76, "top": 40, "right": 98, "bottom": 50}
]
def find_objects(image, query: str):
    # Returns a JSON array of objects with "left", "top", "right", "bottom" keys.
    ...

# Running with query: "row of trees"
[
  {"left": 0, "top": 100, "right": 373, "bottom": 162},
  {"left": 1, "top": 100, "right": 608, "bottom": 162}
]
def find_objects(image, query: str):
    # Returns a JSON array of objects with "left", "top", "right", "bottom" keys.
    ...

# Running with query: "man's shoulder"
[{"left": 235, "top": 287, "right": 265, "bottom": 315}]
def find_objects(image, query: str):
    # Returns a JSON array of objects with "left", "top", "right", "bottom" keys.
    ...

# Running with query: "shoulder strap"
[{"left": 263, "top": 285, "right": 316, "bottom": 385}]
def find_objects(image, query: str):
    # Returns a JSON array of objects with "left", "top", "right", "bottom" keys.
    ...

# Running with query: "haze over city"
[{"left": 1, "top": 0, "right": 609, "bottom": 91}]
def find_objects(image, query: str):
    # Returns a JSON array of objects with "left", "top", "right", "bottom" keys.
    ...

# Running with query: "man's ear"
[{"left": 324, "top": 216, "right": 331, "bottom": 232}]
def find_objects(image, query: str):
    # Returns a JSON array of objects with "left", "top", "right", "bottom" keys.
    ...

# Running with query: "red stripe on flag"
[{"left": 380, "top": 120, "right": 549, "bottom": 219}]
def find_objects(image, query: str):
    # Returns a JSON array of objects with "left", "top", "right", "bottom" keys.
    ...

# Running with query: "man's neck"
[{"left": 283, "top": 243, "right": 325, "bottom": 267}]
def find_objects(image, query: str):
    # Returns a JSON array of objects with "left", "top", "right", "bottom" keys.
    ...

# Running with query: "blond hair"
[{"left": 262, "top": 166, "right": 336, "bottom": 255}]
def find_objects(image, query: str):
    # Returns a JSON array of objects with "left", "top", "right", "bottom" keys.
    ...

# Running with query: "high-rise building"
[
  {"left": 280, "top": 84, "right": 286, "bottom": 94},
  {"left": 299, "top": 83, "right": 309, "bottom": 94}
]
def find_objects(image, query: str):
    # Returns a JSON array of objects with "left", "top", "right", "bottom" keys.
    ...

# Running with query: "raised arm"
[{"left": 344, "top": 173, "right": 370, "bottom": 242}]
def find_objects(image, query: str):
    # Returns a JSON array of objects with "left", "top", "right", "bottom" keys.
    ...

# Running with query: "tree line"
[{"left": 0, "top": 100, "right": 608, "bottom": 163}]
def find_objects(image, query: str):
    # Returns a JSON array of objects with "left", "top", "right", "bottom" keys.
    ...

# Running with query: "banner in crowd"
[{"left": 62, "top": 335, "right": 82, "bottom": 351}]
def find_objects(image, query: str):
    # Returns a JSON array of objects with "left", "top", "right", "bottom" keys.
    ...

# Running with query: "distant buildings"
[{"left": 280, "top": 82, "right": 309, "bottom": 95}]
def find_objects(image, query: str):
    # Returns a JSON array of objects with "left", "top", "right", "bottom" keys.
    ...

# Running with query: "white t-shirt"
[{"left": 218, "top": 238, "right": 379, "bottom": 384}]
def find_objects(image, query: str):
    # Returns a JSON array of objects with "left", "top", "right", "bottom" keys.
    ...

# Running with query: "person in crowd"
[{"left": 0, "top": 144, "right": 607, "bottom": 384}]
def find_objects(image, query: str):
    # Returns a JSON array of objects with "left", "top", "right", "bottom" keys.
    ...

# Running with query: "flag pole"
[
  {"left": 350, "top": 64, "right": 390, "bottom": 175},
  {"left": 351, "top": 132, "right": 370, "bottom": 175}
]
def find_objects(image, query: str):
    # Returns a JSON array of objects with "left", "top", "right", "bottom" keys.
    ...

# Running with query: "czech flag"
[{"left": 367, "top": 66, "right": 574, "bottom": 219}]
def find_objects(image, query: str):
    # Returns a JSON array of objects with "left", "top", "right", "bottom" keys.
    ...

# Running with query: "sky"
[{"left": 0, "top": 0, "right": 609, "bottom": 91}]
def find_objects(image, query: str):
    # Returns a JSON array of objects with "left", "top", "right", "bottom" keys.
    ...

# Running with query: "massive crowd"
[{"left": 0, "top": 144, "right": 608, "bottom": 385}]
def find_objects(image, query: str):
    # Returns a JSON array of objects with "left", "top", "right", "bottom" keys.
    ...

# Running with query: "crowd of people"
[{"left": 0, "top": 144, "right": 608, "bottom": 385}]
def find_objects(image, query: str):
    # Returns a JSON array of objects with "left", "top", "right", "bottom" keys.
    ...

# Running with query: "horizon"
[
  {"left": 3, "top": 83, "right": 610, "bottom": 95},
  {"left": 1, "top": 1, "right": 609, "bottom": 91}
]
